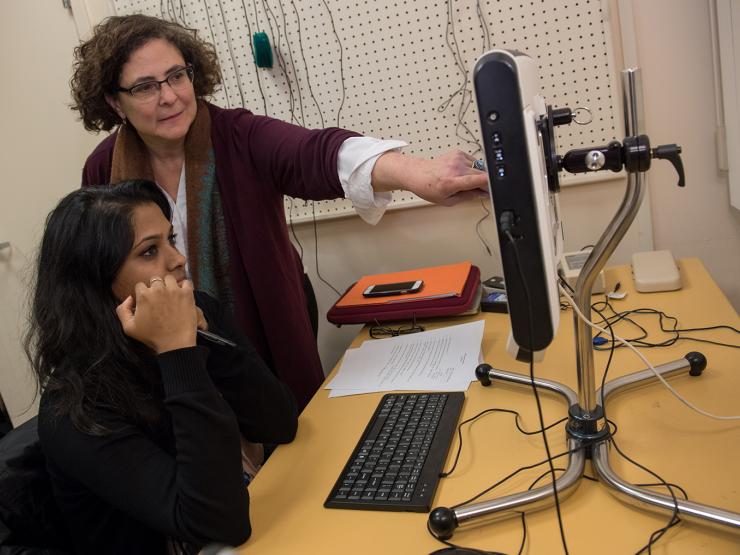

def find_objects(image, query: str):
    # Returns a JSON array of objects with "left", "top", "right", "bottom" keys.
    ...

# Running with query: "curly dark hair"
[{"left": 70, "top": 14, "right": 222, "bottom": 132}]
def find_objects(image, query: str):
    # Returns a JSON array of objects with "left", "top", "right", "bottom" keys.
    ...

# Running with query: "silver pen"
[{"left": 197, "top": 329, "right": 237, "bottom": 348}]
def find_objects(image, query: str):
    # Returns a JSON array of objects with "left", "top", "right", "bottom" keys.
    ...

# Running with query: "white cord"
[{"left": 558, "top": 284, "right": 740, "bottom": 421}]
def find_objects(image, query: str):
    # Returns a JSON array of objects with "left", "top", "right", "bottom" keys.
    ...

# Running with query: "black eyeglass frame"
[
  {"left": 368, "top": 315, "right": 425, "bottom": 339},
  {"left": 115, "top": 64, "right": 194, "bottom": 97}
]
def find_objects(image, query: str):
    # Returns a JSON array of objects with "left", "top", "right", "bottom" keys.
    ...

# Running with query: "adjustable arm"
[{"left": 558, "top": 135, "right": 685, "bottom": 187}]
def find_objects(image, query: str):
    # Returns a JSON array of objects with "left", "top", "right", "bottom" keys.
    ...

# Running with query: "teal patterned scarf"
[{"left": 110, "top": 101, "right": 233, "bottom": 308}]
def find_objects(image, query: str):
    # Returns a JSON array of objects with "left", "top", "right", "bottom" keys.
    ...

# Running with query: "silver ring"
[
  {"left": 572, "top": 107, "right": 593, "bottom": 125},
  {"left": 149, "top": 277, "right": 165, "bottom": 286},
  {"left": 472, "top": 159, "right": 486, "bottom": 171}
]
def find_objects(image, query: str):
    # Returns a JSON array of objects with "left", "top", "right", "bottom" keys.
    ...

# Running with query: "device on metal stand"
[{"left": 428, "top": 49, "right": 740, "bottom": 540}]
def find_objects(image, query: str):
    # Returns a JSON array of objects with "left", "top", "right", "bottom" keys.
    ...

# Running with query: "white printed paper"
[{"left": 326, "top": 320, "right": 484, "bottom": 394}]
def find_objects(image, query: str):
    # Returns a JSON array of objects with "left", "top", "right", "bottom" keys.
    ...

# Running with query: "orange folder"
[{"left": 335, "top": 261, "right": 473, "bottom": 307}]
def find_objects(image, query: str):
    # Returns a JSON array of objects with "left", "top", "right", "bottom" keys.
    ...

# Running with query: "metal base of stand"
[{"left": 428, "top": 354, "right": 740, "bottom": 538}]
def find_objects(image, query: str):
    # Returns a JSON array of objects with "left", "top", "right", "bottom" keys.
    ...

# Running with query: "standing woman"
[
  {"left": 27, "top": 180, "right": 297, "bottom": 553},
  {"left": 71, "top": 14, "right": 488, "bottom": 410}
]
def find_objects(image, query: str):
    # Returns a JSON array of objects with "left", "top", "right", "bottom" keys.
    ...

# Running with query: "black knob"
[
  {"left": 428, "top": 506, "right": 458, "bottom": 539},
  {"left": 475, "top": 363, "right": 492, "bottom": 386},
  {"left": 685, "top": 351, "right": 706, "bottom": 376}
]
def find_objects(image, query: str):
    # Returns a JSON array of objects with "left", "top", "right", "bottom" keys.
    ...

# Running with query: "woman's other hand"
[
  {"left": 116, "top": 275, "right": 198, "bottom": 353},
  {"left": 195, "top": 307, "right": 208, "bottom": 332},
  {"left": 371, "top": 149, "right": 489, "bottom": 206}
]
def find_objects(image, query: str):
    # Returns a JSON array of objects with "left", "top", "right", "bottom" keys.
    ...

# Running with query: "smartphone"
[{"left": 362, "top": 280, "right": 424, "bottom": 298}]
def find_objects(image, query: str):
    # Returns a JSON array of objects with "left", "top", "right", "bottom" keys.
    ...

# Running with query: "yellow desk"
[{"left": 241, "top": 258, "right": 740, "bottom": 554}]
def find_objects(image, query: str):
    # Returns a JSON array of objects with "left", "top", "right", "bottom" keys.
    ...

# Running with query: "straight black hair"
[{"left": 25, "top": 180, "right": 173, "bottom": 435}]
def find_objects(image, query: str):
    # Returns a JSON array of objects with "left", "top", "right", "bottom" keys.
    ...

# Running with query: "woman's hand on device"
[
  {"left": 372, "top": 149, "right": 489, "bottom": 206},
  {"left": 116, "top": 275, "right": 198, "bottom": 354}
]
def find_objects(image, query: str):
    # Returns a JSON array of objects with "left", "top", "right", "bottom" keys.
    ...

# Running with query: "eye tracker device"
[{"left": 428, "top": 50, "right": 739, "bottom": 541}]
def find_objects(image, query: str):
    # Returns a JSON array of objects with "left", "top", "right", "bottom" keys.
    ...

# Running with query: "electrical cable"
[
  {"left": 250, "top": 0, "right": 337, "bottom": 304},
  {"left": 528, "top": 467, "right": 567, "bottom": 489},
  {"left": 311, "top": 202, "right": 342, "bottom": 297},
  {"left": 264, "top": 0, "right": 329, "bottom": 305},
  {"left": 287, "top": 0, "right": 325, "bottom": 128},
  {"left": 475, "top": 198, "right": 493, "bottom": 256},
  {"left": 439, "top": 3, "right": 476, "bottom": 146},
  {"left": 168, "top": 0, "right": 179, "bottom": 25},
  {"left": 439, "top": 1, "right": 482, "bottom": 154},
  {"left": 590, "top": 300, "right": 740, "bottom": 350},
  {"left": 449, "top": 445, "right": 583, "bottom": 510},
  {"left": 320, "top": 0, "right": 347, "bottom": 127},
  {"left": 591, "top": 302, "right": 685, "bottom": 554},
  {"left": 561, "top": 284, "right": 740, "bottom": 420},
  {"left": 429, "top": 262, "right": 702, "bottom": 552},
  {"left": 200, "top": 0, "right": 232, "bottom": 109},
  {"left": 476, "top": 0, "right": 492, "bottom": 52},
  {"left": 276, "top": 0, "right": 342, "bottom": 303},
  {"left": 275, "top": 0, "right": 307, "bottom": 126},
  {"left": 260, "top": 0, "right": 299, "bottom": 123},
  {"left": 167, "top": 0, "right": 187, "bottom": 26},
  {"left": 287, "top": 198, "right": 304, "bottom": 262},
  {"left": 515, "top": 512, "right": 527, "bottom": 555},
  {"left": 557, "top": 272, "right": 575, "bottom": 294},
  {"left": 428, "top": 446, "right": 585, "bottom": 555},
  {"left": 215, "top": 0, "right": 247, "bottom": 108},
  {"left": 506, "top": 229, "right": 570, "bottom": 555},
  {"left": 441, "top": 408, "right": 567, "bottom": 478},
  {"left": 176, "top": 0, "right": 187, "bottom": 25},
  {"left": 633, "top": 481, "right": 688, "bottom": 500},
  {"left": 613, "top": 440, "right": 683, "bottom": 553},
  {"left": 425, "top": 520, "right": 507, "bottom": 555},
  {"left": 239, "top": 0, "right": 269, "bottom": 115},
  {"left": 250, "top": 0, "right": 261, "bottom": 33}
]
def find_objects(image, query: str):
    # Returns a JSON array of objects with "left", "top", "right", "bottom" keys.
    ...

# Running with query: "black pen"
[{"left": 197, "top": 329, "right": 237, "bottom": 348}]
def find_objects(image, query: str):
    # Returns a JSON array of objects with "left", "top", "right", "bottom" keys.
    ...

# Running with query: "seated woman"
[{"left": 26, "top": 180, "right": 297, "bottom": 554}]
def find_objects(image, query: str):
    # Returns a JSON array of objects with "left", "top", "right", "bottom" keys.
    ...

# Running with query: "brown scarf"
[{"left": 110, "top": 102, "right": 233, "bottom": 308}]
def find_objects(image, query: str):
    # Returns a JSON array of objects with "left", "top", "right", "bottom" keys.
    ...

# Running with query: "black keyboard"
[{"left": 324, "top": 392, "right": 465, "bottom": 512}]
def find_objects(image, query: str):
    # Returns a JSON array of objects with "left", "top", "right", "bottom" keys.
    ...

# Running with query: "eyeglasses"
[
  {"left": 115, "top": 65, "right": 194, "bottom": 101},
  {"left": 368, "top": 317, "right": 425, "bottom": 339}
]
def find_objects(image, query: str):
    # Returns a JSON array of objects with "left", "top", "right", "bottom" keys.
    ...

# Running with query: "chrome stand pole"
[{"left": 429, "top": 68, "right": 740, "bottom": 539}]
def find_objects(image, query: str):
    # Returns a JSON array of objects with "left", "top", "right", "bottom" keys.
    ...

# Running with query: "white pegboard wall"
[{"left": 113, "top": 0, "right": 622, "bottom": 223}]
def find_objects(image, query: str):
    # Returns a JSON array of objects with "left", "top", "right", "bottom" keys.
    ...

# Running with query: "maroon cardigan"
[{"left": 82, "top": 103, "right": 360, "bottom": 410}]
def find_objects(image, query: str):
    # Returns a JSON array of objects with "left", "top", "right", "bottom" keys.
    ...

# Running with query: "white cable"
[{"left": 558, "top": 284, "right": 740, "bottom": 421}]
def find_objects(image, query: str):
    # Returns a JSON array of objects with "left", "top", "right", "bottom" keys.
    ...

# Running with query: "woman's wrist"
[
  {"left": 371, "top": 151, "right": 423, "bottom": 194},
  {"left": 153, "top": 333, "right": 197, "bottom": 355},
  {"left": 157, "top": 346, "right": 214, "bottom": 396}
]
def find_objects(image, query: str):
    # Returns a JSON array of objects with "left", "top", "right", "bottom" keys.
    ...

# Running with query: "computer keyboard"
[{"left": 324, "top": 392, "right": 465, "bottom": 512}]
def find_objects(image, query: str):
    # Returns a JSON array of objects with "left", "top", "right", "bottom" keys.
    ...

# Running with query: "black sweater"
[{"left": 38, "top": 292, "right": 298, "bottom": 554}]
